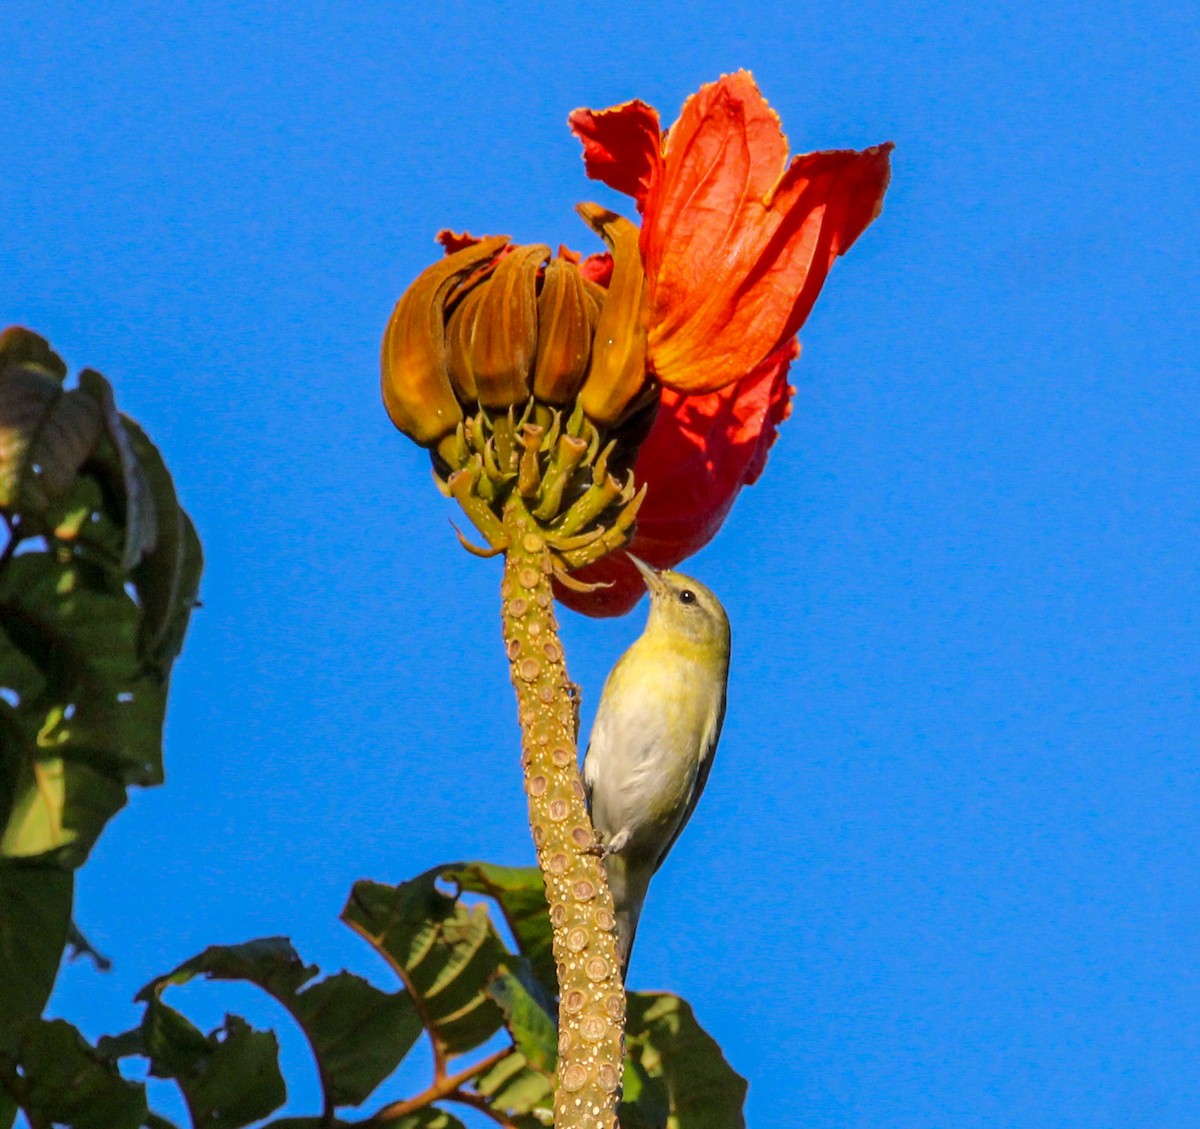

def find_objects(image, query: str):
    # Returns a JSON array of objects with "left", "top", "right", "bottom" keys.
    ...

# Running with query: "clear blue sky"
[{"left": 5, "top": 2, "right": 1200, "bottom": 1125}]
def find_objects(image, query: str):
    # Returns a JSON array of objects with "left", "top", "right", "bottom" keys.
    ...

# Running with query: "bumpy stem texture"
[{"left": 499, "top": 498, "right": 625, "bottom": 1128}]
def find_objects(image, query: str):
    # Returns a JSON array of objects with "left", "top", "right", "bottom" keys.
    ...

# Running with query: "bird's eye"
[{"left": 678, "top": 589, "right": 696, "bottom": 604}]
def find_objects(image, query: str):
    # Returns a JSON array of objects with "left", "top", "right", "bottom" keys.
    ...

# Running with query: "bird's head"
[{"left": 628, "top": 555, "right": 731, "bottom": 657}]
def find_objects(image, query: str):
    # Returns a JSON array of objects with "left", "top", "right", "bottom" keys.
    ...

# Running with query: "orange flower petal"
[
  {"left": 568, "top": 99, "right": 663, "bottom": 208},
  {"left": 555, "top": 342, "right": 796, "bottom": 617},
  {"left": 572, "top": 72, "right": 892, "bottom": 395},
  {"left": 643, "top": 72, "right": 892, "bottom": 391}
]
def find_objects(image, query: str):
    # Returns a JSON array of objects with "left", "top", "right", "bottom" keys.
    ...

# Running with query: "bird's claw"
[{"left": 601, "top": 828, "right": 632, "bottom": 858}]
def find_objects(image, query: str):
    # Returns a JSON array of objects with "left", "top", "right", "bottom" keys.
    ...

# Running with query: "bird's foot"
[{"left": 600, "top": 827, "right": 632, "bottom": 859}]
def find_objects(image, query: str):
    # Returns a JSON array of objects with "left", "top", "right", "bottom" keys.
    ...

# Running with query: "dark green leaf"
[
  {"left": 144, "top": 1113, "right": 182, "bottom": 1129},
  {"left": 1, "top": 750, "right": 128, "bottom": 865},
  {"left": 471, "top": 1049, "right": 553, "bottom": 1122},
  {"left": 0, "top": 333, "right": 202, "bottom": 884},
  {"left": 0, "top": 549, "right": 171, "bottom": 866},
  {"left": 0, "top": 327, "right": 67, "bottom": 380},
  {"left": 140, "top": 936, "right": 317, "bottom": 999},
  {"left": 49, "top": 473, "right": 129, "bottom": 571},
  {"left": 259, "top": 1121, "right": 356, "bottom": 1129},
  {"left": 382, "top": 1110, "right": 468, "bottom": 1129},
  {"left": 293, "top": 971, "right": 422, "bottom": 1106},
  {"left": 140, "top": 1000, "right": 285, "bottom": 1129},
  {"left": 0, "top": 364, "right": 100, "bottom": 517},
  {"left": 0, "top": 866, "right": 72, "bottom": 1022},
  {"left": 77, "top": 370, "right": 156, "bottom": 572},
  {"left": 120, "top": 417, "right": 203, "bottom": 675},
  {"left": 622, "top": 992, "right": 747, "bottom": 1129},
  {"left": 139, "top": 938, "right": 420, "bottom": 1111},
  {"left": 487, "top": 962, "right": 557, "bottom": 1073},
  {"left": 342, "top": 872, "right": 510, "bottom": 1058},
  {"left": 67, "top": 917, "right": 112, "bottom": 970},
  {"left": 96, "top": 1026, "right": 147, "bottom": 1061},
  {"left": 442, "top": 862, "right": 555, "bottom": 993},
  {"left": 264, "top": 1115, "right": 465, "bottom": 1129},
  {"left": 0, "top": 1018, "right": 146, "bottom": 1129}
]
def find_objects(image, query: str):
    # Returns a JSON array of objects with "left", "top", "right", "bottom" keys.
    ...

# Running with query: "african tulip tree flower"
[
  {"left": 554, "top": 72, "right": 891, "bottom": 614},
  {"left": 555, "top": 341, "right": 797, "bottom": 616},
  {"left": 569, "top": 70, "right": 892, "bottom": 394},
  {"left": 382, "top": 71, "right": 889, "bottom": 604},
  {"left": 380, "top": 74, "right": 892, "bottom": 1129}
]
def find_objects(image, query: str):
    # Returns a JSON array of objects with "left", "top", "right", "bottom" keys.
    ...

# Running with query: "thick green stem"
[{"left": 499, "top": 497, "right": 624, "bottom": 1129}]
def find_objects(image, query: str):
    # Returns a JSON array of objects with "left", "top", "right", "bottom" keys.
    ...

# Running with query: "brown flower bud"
[
  {"left": 381, "top": 236, "right": 508, "bottom": 446},
  {"left": 447, "top": 243, "right": 549, "bottom": 410},
  {"left": 533, "top": 256, "right": 595, "bottom": 405},
  {"left": 576, "top": 204, "right": 649, "bottom": 427}
]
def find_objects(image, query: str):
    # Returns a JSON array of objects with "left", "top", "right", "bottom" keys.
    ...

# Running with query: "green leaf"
[
  {"left": 487, "top": 962, "right": 558, "bottom": 1073},
  {"left": 139, "top": 1000, "right": 286, "bottom": 1129},
  {"left": 122, "top": 418, "right": 203, "bottom": 676},
  {"left": 621, "top": 993, "right": 747, "bottom": 1129},
  {"left": 259, "top": 1121, "right": 356, "bottom": 1129},
  {"left": 292, "top": 970, "right": 422, "bottom": 1106},
  {"left": 0, "top": 1017, "right": 147, "bottom": 1129},
  {"left": 0, "top": 550, "right": 171, "bottom": 866},
  {"left": 142, "top": 936, "right": 317, "bottom": 998},
  {"left": 0, "top": 332, "right": 202, "bottom": 886},
  {"left": 265, "top": 1114, "right": 465, "bottom": 1129},
  {"left": 342, "top": 872, "right": 510, "bottom": 1058},
  {"left": 144, "top": 1114, "right": 182, "bottom": 1129},
  {"left": 139, "top": 937, "right": 421, "bottom": 1110},
  {"left": 442, "top": 862, "right": 555, "bottom": 993},
  {"left": 385, "top": 1111, "right": 468, "bottom": 1129},
  {"left": 471, "top": 1049, "right": 553, "bottom": 1124},
  {"left": 1, "top": 755, "right": 127, "bottom": 862},
  {"left": 0, "top": 327, "right": 67, "bottom": 380},
  {"left": 0, "top": 363, "right": 101, "bottom": 518},
  {"left": 0, "top": 866, "right": 72, "bottom": 1022},
  {"left": 77, "top": 370, "right": 157, "bottom": 573}
]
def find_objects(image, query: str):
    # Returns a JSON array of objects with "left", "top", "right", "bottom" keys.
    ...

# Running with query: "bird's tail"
[{"left": 603, "top": 853, "right": 651, "bottom": 978}]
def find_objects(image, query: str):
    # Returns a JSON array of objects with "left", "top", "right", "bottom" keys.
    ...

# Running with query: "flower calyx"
[
  {"left": 434, "top": 402, "right": 646, "bottom": 591},
  {"left": 383, "top": 215, "right": 654, "bottom": 587}
]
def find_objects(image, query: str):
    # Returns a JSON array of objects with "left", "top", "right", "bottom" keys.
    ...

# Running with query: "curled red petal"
[
  {"left": 568, "top": 99, "right": 663, "bottom": 210},
  {"left": 578, "top": 252, "right": 613, "bottom": 287},
  {"left": 639, "top": 72, "right": 892, "bottom": 393},
  {"left": 437, "top": 230, "right": 487, "bottom": 254},
  {"left": 555, "top": 341, "right": 796, "bottom": 617}
]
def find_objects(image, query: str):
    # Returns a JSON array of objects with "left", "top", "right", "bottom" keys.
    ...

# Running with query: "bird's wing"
[
  {"left": 652, "top": 680, "right": 727, "bottom": 873},
  {"left": 582, "top": 740, "right": 594, "bottom": 807}
]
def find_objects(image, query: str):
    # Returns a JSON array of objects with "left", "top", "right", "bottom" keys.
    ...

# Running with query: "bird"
[{"left": 582, "top": 555, "right": 731, "bottom": 976}]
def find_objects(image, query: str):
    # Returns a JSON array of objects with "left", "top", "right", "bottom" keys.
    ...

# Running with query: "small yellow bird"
[{"left": 583, "top": 555, "right": 731, "bottom": 975}]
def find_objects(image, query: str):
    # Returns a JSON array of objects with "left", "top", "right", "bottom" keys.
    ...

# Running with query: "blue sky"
[{"left": 5, "top": 1, "right": 1200, "bottom": 1125}]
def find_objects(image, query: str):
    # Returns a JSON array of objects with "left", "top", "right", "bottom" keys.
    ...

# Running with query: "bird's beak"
[{"left": 627, "top": 553, "right": 667, "bottom": 597}]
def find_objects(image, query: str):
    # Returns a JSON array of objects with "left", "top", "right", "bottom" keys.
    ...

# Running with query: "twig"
[{"left": 367, "top": 1045, "right": 510, "bottom": 1124}]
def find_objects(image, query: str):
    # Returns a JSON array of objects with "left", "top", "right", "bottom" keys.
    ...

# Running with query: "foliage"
[
  {"left": 0, "top": 328, "right": 203, "bottom": 1127},
  {"left": 2, "top": 864, "right": 745, "bottom": 1128},
  {"left": 0, "top": 330, "right": 747, "bottom": 1128}
]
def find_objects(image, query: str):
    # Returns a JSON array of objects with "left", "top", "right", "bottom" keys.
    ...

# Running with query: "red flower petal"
[
  {"left": 555, "top": 341, "right": 796, "bottom": 617},
  {"left": 436, "top": 230, "right": 487, "bottom": 253},
  {"left": 571, "top": 72, "right": 892, "bottom": 395},
  {"left": 568, "top": 99, "right": 663, "bottom": 209},
  {"left": 642, "top": 73, "right": 891, "bottom": 392}
]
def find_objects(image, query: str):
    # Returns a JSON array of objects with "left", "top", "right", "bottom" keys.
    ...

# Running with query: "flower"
[
  {"left": 555, "top": 342, "right": 796, "bottom": 616},
  {"left": 380, "top": 73, "right": 890, "bottom": 615},
  {"left": 557, "top": 72, "right": 891, "bottom": 614},
  {"left": 569, "top": 70, "right": 892, "bottom": 394}
]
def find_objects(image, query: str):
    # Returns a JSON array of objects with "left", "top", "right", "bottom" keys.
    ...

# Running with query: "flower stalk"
[
  {"left": 499, "top": 496, "right": 625, "bottom": 1128},
  {"left": 382, "top": 70, "right": 893, "bottom": 1125}
]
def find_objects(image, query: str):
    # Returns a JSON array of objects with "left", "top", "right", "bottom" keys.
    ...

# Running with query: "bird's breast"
[{"left": 585, "top": 640, "right": 723, "bottom": 856}]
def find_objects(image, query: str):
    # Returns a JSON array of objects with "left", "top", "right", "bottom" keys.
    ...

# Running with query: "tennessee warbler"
[{"left": 583, "top": 555, "right": 731, "bottom": 975}]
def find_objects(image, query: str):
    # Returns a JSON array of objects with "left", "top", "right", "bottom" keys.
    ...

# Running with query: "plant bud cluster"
[{"left": 382, "top": 206, "right": 654, "bottom": 584}]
